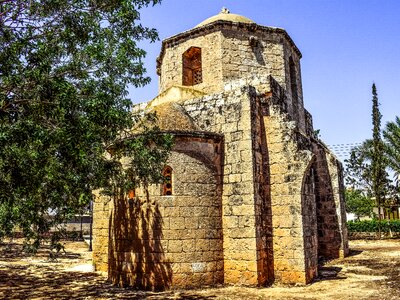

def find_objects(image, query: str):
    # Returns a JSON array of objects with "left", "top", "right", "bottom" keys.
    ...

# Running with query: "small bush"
[{"left": 347, "top": 219, "right": 400, "bottom": 232}]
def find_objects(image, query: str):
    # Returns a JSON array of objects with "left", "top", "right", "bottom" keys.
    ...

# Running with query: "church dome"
[{"left": 195, "top": 8, "right": 255, "bottom": 28}]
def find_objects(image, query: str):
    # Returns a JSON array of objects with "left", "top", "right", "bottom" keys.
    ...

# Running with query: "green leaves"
[
  {"left": 383, "top": 116, "right": 400, "bottom": 183},
  {"left": 345, "top": 85, "right": 391, "bottom": 230},
  {"left": 0, "top": 0, "right": 169, "bottom": 251},
  {"left": 347, "top": 219, "right": 400, "bottom": 233},
  {"left": 370, "top": 84, "right": 387, "bottom": 212},
  {"left": 345, "top": 188, "right": 374, "bottom": 219}
]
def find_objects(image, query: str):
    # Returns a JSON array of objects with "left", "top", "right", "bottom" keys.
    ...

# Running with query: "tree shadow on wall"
[{"left": 108, "top": 195, "right": 172, "bottom": 291}]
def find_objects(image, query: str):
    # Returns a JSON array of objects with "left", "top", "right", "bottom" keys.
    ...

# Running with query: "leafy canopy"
[
  {"left": 345, "top": 139, "right": 375, "bottom": 194},
  {"left": 383, "top": 116, "right": 400, "bottom": 184},
  {"left": 370, "top": 83, "right": 387, "bottom": 212},
  {"left": 0, "top": 0, "right": 172, "bottom": 248},
  {"left": 345, "top": 84, "right": 399, "bottom": 224},
  {"left": 344, "top": 188, "right": 374, "bottom": 219},
  {"left": 345, "top": 85, "right": 387, "bottom": 216}
]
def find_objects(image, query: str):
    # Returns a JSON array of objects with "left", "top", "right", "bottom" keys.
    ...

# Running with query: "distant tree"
[
  {"left": 345, "top": 188, "right": 375, "bottom": 219},
  {"left": 370, "top": 84, "right": 387, "bottom": 233},
  {"left": 345, "top": 84, "right": 392, "bottom": 236},
  {"left": 0, "top": 0, "right": 172, "bottom": 252},
  {"left": 383, "top": 116, "right": 400, "bottom": 184},
  {"left": 345, "top": 140, "right": 374, "bottom": 194}
]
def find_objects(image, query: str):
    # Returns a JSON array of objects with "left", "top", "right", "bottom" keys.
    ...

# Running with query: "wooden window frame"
[{"left": 182, "top": 47, "right": 202, "bottom": 86}]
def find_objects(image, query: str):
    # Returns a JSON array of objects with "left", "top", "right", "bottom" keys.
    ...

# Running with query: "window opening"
[
  {"left": 162, "top": 166, "right": 173, "bottom": 196},
  {"left": 289, "top": 57, "right": 299, "bottom": 117},
  {"left": 182, "top": 47, "right": 202, "bottom": 86},
  {"left": 128, "top": 189, "right": 135, "bottom": 200}
]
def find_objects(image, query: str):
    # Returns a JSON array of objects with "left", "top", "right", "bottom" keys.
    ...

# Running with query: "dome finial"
[{"left": 221, "top": 7, "right": 230, "bottom": 14}]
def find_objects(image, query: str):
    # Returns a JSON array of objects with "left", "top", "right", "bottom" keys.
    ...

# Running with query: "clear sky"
[{"left": 130, "top": 0, "right": 400, "bottom": 147}]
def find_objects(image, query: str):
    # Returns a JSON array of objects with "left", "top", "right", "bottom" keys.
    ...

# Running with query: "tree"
[
  {"left": 383, "top": 116, "right": 400, "bottom": 184},
  {"left": 345, "top": 139, "right": 374, "bottom": 193},
  {"left": 370, "top": 84, "right": 387, "bottom": 231},
  {"left": 345, "top": 84, "right": 392, "bottom": 236},
  {"left": 344, "top": 188, "right": 374, "bottom": 220},
  {"left": 383, "top": 117, "right": 400, "bottom": 214},
  {"left": 0, "top": 0, "right": 172, "bottom": 251}
]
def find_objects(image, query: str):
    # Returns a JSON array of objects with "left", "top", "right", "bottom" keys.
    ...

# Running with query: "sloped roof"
[
  {"left": 150, "top": 102, "right": 200, "bottom": 132},
  {"left": 147, "top": 85, "right": 205, "bottom": 108}
]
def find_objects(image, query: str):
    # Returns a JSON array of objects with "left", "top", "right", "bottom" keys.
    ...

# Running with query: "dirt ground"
[{"left": 0, "top": 239, "right": 399, "bottom": 300}]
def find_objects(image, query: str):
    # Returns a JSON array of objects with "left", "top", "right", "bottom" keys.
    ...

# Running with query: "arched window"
[
  {"left": 128, "top": 189, "right": 135, "bottom": 200},
  {"left": 182, "top": 47, "right": 202, "bottom": 86},
  {"left": 162, "top": 166, "right": 173, "bottom": 196},
  {"left": 289, "top": 57, "right": 299, "bottom": 117}
]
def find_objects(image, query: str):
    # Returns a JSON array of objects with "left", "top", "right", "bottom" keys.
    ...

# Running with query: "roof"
[
  {"left": 132, "top": 86, "right": 204, "bottom": 134},
  {"left": 195, "top": 8, "right": 255, "bottom": 28},
  {"left": 147, "top": 85, "right": 205, "bottom": 107},
  {"left": 150, "top": 102, "right": 200, "bottom": 132}
]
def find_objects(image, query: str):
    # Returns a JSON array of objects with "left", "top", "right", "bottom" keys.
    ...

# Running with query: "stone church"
[{"left": 92, "top": 8, "right": 349, "bottom": 290}]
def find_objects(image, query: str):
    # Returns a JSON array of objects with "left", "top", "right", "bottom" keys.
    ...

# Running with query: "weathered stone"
[{"left": 92, "top": 8, "right": 348, "bottom": 290}]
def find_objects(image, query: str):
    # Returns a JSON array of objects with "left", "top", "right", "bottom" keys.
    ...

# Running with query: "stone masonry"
[{"left": 92, "top": 9, "right": 349, "bottom": 290}]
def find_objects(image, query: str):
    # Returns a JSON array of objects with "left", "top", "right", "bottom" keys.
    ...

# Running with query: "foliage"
[
  {"left": 101, "top": 113, "right": 174, "bottom": 199},
  {"left": 345, "top": 85, "right": 392, "bottom": 223},
  {"left": 0, "top": 0, "right": 171, "bottom": 251},
  {"left": 370, "top": 84, "right": 387, "bottom": 221},
  {"left": 345, "top": 188, "right": 375, "bottom": 219},
  {"left": 313, "top": 129, "right": 321, "bottom": 139},
  {"left": 347, "top": 219, "right": 400, "bottom": 233},
  {"left": 345, "top": 139, "right": 392, "bottom": 197},
  {"left": 383, "top": 116, "right": 400, "bottom": 185},
  {"left": 345, "top": 140, "right": 374, "bottom": 193}
]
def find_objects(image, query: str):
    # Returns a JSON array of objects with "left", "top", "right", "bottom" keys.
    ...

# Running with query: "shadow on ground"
[
  {"left": 1, "top": 239, "right": 400, "bottom": 299},
  {"left": 0, "top": 264, "right": 216, "bottom": 299},
  {"left": 316, "top": 266, "right": 346, "bottom": 281},
  {"left": 315, "top": 248, "right": 364, "bottom": 282},
  {"left": 0, "top": 241, "right": 215, "bottom": 300}
]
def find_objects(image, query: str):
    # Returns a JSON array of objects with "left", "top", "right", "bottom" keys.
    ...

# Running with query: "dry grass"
[{"left": 0, "top": 239, "right": 399, "bottom": 299}]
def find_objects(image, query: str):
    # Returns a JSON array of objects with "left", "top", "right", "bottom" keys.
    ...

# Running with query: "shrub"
[{"left": 347, "top": 219, "right": 400, "bottom": 232}]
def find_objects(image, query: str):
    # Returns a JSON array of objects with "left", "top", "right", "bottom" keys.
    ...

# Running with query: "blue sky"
[{"left": 130, "top": 0, "right": 400, "bottom": 147}]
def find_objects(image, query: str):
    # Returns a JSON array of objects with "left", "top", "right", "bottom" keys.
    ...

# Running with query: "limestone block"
[{"left": 227, "top": 227, "right": 256, "bottom": 239}]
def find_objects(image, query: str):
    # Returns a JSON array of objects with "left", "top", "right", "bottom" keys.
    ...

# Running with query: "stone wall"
[
  {"left": 93, "top": 136, "right": 224, "bottom": 290},
  {"left": 310, "top": 142, "right": 349, "bottom": 259},
  {"left": 158, "top": 22, "right": 305, "bottom": 132},
  {"left": 312, "top": 142, "right": 343, "bottom": 259},
  {"left": 282, "top": 42, "right": 305, "bottom": 134},
  {"left": 158, "top": 31, "right": 223, "bottom": 95},
  {"left": 181, "top": 87, "right": 261, "bottom": 285},
  {"left": 220, "top": 28, "right": 285, "bottom": 89},
  {"left": 93, "top": 85, "right": 266, "bottom": 287},
  {"left": 93, "top": 77, "right": 350, "bottom": 288},
  {"left": 107, "top": 192, "right": 172, "bottom": 290},
  {"left": 301, "top": 163, "right": 318, "bottom": 282},
  {"left": 92, "top": 192, "right": 113, "bottom": 274},
  {"left": 249, "top": 88, "right": 274, "bottom": 285},
  {"left": 348, "top": 232, "right": 400, "bottom": 239},
  {"left": 324, "top": 147, "right": 349, "bottom": 258},
  {"left": 263, "top": 77, "right": 317, "bottom": 284}
]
